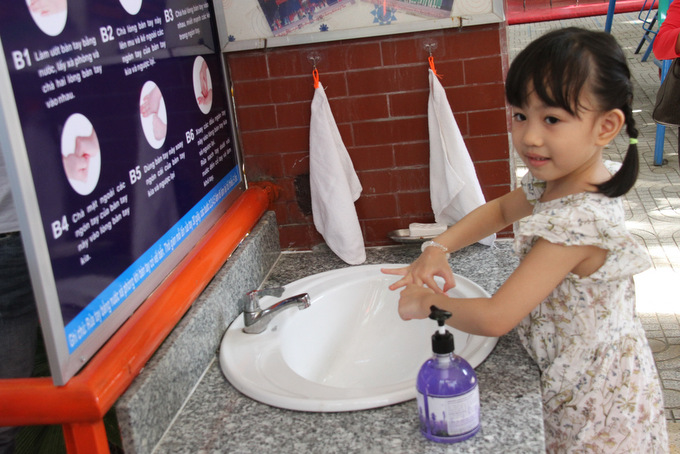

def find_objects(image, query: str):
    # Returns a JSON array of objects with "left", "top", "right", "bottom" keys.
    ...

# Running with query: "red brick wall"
[{"left": 226, "top": 23, "right": 511, "bottom": 250}]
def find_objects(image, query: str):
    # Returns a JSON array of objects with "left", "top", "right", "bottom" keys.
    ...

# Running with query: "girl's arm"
[
  {"left": 429, "top": 186, "right": 532, "bottom": 253},
  {"left": 383, "top": 187, "right": 533, "bottom": 292},
  {"left": 397, "top": 238, "right": 607, "bottom": 337}
]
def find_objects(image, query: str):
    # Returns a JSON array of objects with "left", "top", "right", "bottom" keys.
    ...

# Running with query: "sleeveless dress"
[{"left": 514, "top": 171, "right": 668, "bottom": 453}]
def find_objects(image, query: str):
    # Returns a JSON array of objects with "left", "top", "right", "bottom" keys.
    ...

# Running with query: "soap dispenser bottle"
[{"left": 416, "top": 305, "right": 480, "bottom": 443}]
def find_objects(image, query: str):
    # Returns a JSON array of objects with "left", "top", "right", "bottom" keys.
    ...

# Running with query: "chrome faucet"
[{"left": 242, "top": 287, "right": 311, "bottom": 334}]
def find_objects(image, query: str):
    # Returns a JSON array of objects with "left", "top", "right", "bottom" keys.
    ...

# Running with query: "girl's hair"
[{"left": 505, "top": 27, "right": 638, "bottom": 198}]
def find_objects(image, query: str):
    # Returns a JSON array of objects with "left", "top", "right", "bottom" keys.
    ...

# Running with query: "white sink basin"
[{"left": 219, "top": 264, "right": 497, "bottom": 412}]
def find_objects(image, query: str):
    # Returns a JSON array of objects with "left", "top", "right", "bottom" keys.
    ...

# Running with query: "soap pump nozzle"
[{"left": 429, "top": 305, "right": 454, "bottom": 354}]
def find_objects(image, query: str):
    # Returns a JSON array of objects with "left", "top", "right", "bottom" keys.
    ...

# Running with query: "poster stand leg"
[{"left": 63, "top": 421, "right": 110, "bottom": 454}]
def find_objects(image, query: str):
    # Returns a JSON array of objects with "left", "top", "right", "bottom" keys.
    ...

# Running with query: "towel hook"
[
  {"left": 307, "top": 52, "right": 321, "bottom": 69},
  {"left": 423, "top": 41, "right": 438, "bottom": 57},
  {"left": 424, "top": 40, "right": 442, "bottom": 79}
]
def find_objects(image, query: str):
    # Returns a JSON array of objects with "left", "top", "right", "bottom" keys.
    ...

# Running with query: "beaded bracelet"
[{"left": 421, "top": 240, "right": 451, "bottom": 259}]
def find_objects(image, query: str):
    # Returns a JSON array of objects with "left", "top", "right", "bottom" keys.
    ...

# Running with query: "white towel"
[
  {"left": 310, "top": 82, "right": 366, "bottom": 264},
  {"left": 427, "top": 69, "right": 495, "bottom": 246}
]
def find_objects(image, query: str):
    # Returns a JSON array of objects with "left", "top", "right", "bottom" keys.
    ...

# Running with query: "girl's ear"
[{"left": 596, "top": 108, "right": 625, "bottom": 146}]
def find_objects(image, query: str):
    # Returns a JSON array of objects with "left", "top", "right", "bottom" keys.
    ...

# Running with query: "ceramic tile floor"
[{"left": 508, "top": 11, "right": 680, "bottom": 445}]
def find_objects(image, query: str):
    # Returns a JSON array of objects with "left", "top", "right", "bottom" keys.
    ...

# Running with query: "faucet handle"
[{"left": 244, "top": 287, "right": 285, "bottom": 312}]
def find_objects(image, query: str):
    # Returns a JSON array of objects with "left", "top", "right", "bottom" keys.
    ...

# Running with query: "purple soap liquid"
[{"left": 416, "top": 353, "right": 480, "bottom": 443}]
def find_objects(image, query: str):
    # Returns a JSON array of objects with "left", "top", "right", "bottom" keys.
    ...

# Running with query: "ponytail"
[{"left": 596, "top": 104, "right": 639, "bottom": 198}]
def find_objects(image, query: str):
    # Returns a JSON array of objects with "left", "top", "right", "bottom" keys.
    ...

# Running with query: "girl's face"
[{"left": 511, "top": 88, "right": 609, "bottom": 191}]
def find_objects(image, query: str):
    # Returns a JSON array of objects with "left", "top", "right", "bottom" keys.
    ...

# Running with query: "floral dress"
[{"left": 514, "top": 171, "right": 668, "bottom": 453}]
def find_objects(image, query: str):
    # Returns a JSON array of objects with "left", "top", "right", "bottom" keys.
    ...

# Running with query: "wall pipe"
[{"left": 0, "top": 184, "right": 276, "bottom": 453}]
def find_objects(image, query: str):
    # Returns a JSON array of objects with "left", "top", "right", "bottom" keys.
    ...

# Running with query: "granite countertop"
[{"left": 154, "top": 241, "right": 545, "bottom": 453}]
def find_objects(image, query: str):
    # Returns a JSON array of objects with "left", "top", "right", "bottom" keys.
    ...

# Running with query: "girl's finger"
[
  {"left": 380, "top": 266, "right": 408, "bottom": 276},
  {"left": 423, "top": 276, "right": 444, "bottom": 294}
]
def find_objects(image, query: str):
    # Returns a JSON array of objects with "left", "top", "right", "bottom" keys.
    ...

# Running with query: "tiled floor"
[{"left": 507, "top": 10, "right": 680, "bottom": 435}]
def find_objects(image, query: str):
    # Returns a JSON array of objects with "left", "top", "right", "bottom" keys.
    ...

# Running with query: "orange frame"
[{"left": 0, "top": 184, "right": 277, "bottom": 453}]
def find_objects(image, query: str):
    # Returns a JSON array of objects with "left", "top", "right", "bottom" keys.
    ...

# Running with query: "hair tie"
[{"left": 629, "top": 138, "right": 638, "bottom": 145}]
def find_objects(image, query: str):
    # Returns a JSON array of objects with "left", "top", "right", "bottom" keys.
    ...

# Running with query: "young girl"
[{"left": 383, "top": 27, "right": 668, "bottom": 452}]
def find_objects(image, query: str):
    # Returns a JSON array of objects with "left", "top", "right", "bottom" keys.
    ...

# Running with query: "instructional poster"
[{"left": 0, "top": 0, "right": 241, "bottom": 384}]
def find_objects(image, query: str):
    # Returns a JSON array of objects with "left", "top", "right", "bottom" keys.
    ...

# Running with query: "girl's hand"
[
  {"left": 381, "top": 248, "right": 456, "bottom": 293},
  {"left": 397, "top": 284, "right": 436, "bottom": 320}
]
